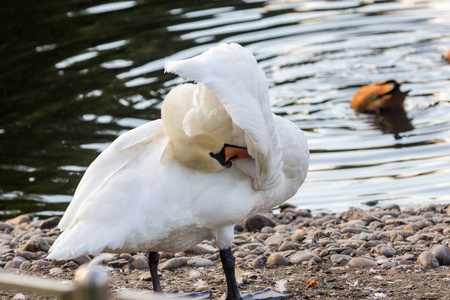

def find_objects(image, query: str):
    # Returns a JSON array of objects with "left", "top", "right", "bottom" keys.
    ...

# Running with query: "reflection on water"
[{"left": 1, "top": 0, "right": 450, "bottom": 218}]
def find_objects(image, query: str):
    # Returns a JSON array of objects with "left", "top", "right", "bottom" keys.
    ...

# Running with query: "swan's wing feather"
[
  {"left": 165, "top": 43, "right": 283, "bottom": 190},
  {"left": 58, "top": 120, "right": 165, "bottom": 230}
]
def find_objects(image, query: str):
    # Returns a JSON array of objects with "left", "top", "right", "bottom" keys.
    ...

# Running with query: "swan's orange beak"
[
  {"left": 224, "top": 145, "right": 251, "bottom": 162},
  {"left": 210, "top": 144, "right": 251, "bottom": 168}
]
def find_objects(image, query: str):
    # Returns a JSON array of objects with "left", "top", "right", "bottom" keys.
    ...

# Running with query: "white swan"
[{"left": 48, "top": 43, "right": 309, "bottom": 300}]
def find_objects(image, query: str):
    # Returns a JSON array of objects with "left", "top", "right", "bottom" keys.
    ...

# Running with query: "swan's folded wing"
[
  {"left": 58, "top": 120, "right": 165, "bottom": 230},
  {"left": 165, "top": 43, "right": 283, "bottom": 190}
]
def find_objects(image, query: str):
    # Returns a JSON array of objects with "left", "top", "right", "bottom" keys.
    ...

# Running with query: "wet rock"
[
  {"left": 266, "top": 253, "right": 290, "bottom": 266},
  {"left": 159, "top": 257, "right": 189, "bottom": 270},
  {"left": 243, "top": 214, "right": 276, "bottom": 232},
  {"left": 289, "top": 250, "right": 321, "bottom": 264},
  {"left": 40, "top": 217, "right": 61, "bottom": 230},
  {"left": 348, "top": 257, "right": 376, "bottom": 268},
  {"left": 429, "top": 245, "right": 450, "bottom": 265}
]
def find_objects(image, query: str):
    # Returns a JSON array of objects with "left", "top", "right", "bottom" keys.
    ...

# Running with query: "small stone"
[
  {"left": 264, "top": 234, "right": 284, "bottom": 246},
  {"left": 62, "top": 261, "right": 79, "bottom": 269},
  {"left": 249, "top": 247, "right": 265, "bottom": 255},
  {"left": 159, "top": 257, "right": 189, "bottom": 270},
  {"left": 278, "top": 241, "right": 296, "bottom": 251},
  {"left": 429, "top": 245, "right": 450, "bottom": 265},
  {"left": 348, "top": 257, "right": 377, "bottom": 268},
  {"left": 40, "top": 217, "right": 61, "bottom": 230},
  {"left": 342, "top": 207, "right": 365, "bottom": 222},
  {"left": 49, "top": 267, "right": 64, "bottom": 276},
  {"left": 234, "top": 224, "right": 244, "bottom": 232},
  {"left": 20, "top": 235, "right": 50, "bottom": 252},
  {"left": 32, "top": 259, "right": 51, "bottom": 267},
  {"left": 243, "top": 214, "right": 276, "bottom": 232},
  {"left": 266, "top": 253, "right": 290, "bottom": 266},
  {"left": 4, "top": 260, "right": 22, "bottom": 269},
  {"left": 107, "top": 259, "right": 129, "bottom": 268},
  {"left": 12, "top": 293, "right": 26, "bottom": 300},
  {"left": 290, "top": 232, "right": 306, "bottom": 242},
  {"left": 417, "top": 251, "right": 439, "bottom": 268},
  {"left": 261, "top": 226, "right": 276, "bottom": 234},
  {"left": 234, "top": 251, "right": 247, "bottom": 258},
  {"left": 0, "top": 233, "right": 13, "bottom": 243},
  {"left": 0, "top": 222, "right": 14, "bottom": 232},
  {"left": 289, "top": 250, "right": 321, "bottom": 264},
  {"left": 15, "top": 250, "right": 38, "bottom": 260},
  {"left": 131, "top": 255, "right": 149, "bottom": 270},
  {"left": 404, "top": 224, "right": 418, "bottom": 232},
  {"left": 119, "top": 253, "right": 132, "bottom": 261},
  {"left": 185, "top": 244, "right": 217, "bottom": 255},
  {"left": 6, "top": 215, "right": 31, "bottom": 226},
  {"left": 20, "top": 261, "right": 31, "bottom": 270},
  {"left": 252, "top": 257, "right": 265, "bottom": 267},
  {"left": 374, "top": 245, "right": 397, "bottom": 257},
  {"left": 187, "top": 257, "right": 214, "bottom": 267},
  {"left": 73, "top": 255, "right": 91, "bottom": 265},
  {"left": 330, "top": 254, "right": 351, "bottom": 264}
]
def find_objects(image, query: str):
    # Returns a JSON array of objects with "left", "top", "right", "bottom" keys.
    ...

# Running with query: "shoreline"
[{"left": 0, "top": 203, "right": 449, "bottom": 299}]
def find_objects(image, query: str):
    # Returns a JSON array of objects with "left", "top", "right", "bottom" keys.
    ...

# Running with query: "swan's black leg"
[
  {"left": 148, "top": 251, "right": 163, "bottom": 293},
  {"left": 220, "top": 248, "right": 294, "bottom": 300},
  {"left": 220, "top": 248, "right": 243, "bottom": 300},
  {"left": 148, "top": 251, "right": 211, "bottom": 299}
]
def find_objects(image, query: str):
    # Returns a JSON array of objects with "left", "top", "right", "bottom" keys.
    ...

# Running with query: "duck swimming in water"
[
  {"left": 47, "top": 43, "right": 309, "bottom": 299},
  {"left": 444, "top": 49, "right": 450, "bottom": 63},
  {"left": 350, "top": 80, "right": 409, "bottom": 112}
]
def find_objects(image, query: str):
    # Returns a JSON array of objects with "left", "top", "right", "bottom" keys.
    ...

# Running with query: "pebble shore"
[{"left": 1, "top": 203, "right": 450, "bottom": 299}]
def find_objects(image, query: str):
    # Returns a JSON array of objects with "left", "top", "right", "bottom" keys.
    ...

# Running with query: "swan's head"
[{"left": 161, "top": 83, "right": 251, "bottom": 172}]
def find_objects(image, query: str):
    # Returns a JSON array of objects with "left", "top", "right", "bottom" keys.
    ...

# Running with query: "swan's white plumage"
[
  {"left": 48, "top": 43, "right": 309, "bottom": 260},
  {"left": 165, "top": 43, "right": 283, "bottom": 190}
]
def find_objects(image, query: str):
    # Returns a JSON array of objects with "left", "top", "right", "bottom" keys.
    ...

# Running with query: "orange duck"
[
  {"left": 350, "top": 80, "right": 409, "bottom": 112},
  {"left": 444, "top": 49, "right": 450, "bottom": 63}
]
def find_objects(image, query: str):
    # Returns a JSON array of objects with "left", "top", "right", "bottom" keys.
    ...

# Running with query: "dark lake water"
[{"left": 1, "top": 0, "right": 450, "bottom": 219}]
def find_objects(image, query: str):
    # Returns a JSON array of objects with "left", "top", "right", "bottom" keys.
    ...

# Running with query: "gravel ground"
[{"left": 0, "top": 203, "right": 449, "bottom": 299}]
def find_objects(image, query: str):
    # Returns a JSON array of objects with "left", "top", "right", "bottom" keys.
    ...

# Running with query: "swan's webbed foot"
[
  {"left": 166, "top": 290, "right": 212, "bottom": 299},
  {"left": 241, "top": 288, "right": 294, "bottom": 299}
]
